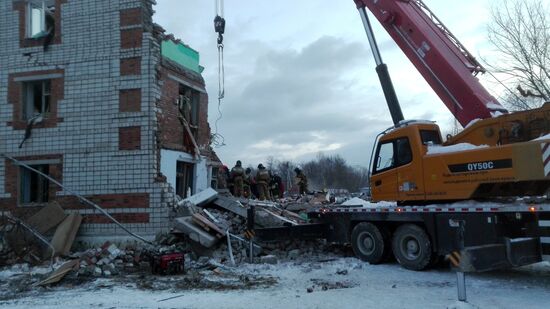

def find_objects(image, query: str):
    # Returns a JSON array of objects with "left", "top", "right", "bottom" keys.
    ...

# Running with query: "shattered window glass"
[
  {"left": 23, "top": 80, "right": 51, "bottom": 120},
  {"left": 27, "top": 0, "right": 55, "bottom": 38}
]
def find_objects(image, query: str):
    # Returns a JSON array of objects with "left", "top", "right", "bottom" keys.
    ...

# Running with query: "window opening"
[
  {"left": 396, "top": 138, "right": 413, "bottom": 165},
  {"left": 23, "top": 80, "right": 51, "bottom": 120},
  {"left": 420, "top": 130, "right": 442, "bottom": 145},
  {"left": 20, "top": 164, "right": 50, "bottom": 204},
  {"left": 210, "top": 166, "right": 219, "bottom": 189},
  {"left": 375, "top": 142, "right": 394, "bottom": 173},
  {"left": 176, "top": 161, "right": 194, "bottom": 198},
  {"left": 27, "top": 0, "right": 55, "bottom": 39},
  {"left": 178, "top": 85, "right": 200, "bottom": 139}
]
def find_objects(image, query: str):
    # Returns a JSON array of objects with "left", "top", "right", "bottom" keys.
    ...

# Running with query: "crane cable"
[{"left": 212, "top": 0, "right": 226, "bottom": 147}]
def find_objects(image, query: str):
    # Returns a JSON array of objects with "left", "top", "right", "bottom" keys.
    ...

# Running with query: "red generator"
[{"left": 151, "top": 252, "right": 185, "bottom": 275}]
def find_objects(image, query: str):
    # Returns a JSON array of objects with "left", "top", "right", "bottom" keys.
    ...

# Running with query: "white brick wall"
[{"left": 0, "top": 0, "right": 175, "bottom": 237}]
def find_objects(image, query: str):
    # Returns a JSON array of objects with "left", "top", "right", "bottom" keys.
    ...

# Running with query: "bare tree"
[{"left": 487, "top": 0, "right": 550, "bottom": 110}]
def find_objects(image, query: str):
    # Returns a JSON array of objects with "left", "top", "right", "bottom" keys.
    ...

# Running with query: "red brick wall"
[
  {"left": 120, "top": 57, "right": 141, "bottom": 76},
  {"left": 120, "top": 29, "right": 143, "bottom": 49},
  {"left": 119, "top": 89, "right": 141, "bottom": 112},
  {"left": 0, "top": 169, "right": 151, "bottom": 224},
  {"left": 83, "top": 213, "right": 149, "bottom": 224},
  {"left": 119, "top": 126, "right": 141, "bottom": 150},
  {"left": 157, "top": 67, "right": 211, "bottom": 153},
  {"left": 197, "top": 92, "right": 211, "bottom": 147},
  {"left": 7, "top": 69, "right": 64, "bottom": 130},
  {"left": 120, "top": 8, "right": 143, "bottom": 26}
]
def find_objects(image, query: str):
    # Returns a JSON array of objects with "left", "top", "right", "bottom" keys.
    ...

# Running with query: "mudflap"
[
  {"left": 457, "top": 237, "right": 542, "bottom": 272},
  {"left": 254, "top": 224, "right": 328, "bottom": 242}
]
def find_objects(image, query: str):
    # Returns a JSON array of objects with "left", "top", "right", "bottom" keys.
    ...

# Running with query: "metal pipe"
[
  {"left": 357, "top": 7, "right": 404, "bottom": 125},
  {"left": 358, "top": 7, "right": 383, "bottom": 66}
]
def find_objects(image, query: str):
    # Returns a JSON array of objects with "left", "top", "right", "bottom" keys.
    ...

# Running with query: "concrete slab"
[
  {"left": 174, "top": 217, "right": 219, "bottom": 248},
  {"left": 213, "top": 196, "right": 247, "bottom": 217},
  {"left": 181, "top": 188, "right": 218, "bottom": 207}
]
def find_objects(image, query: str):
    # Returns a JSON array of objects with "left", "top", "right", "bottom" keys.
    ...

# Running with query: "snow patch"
[
  {"left": 427, "top": 143, "right": 489, "bottom": 155},
  {"left": 486, "top": 101, "right": 506, "bottom": 111},
  {"left": 340, "top": 199, "right": 396, "bottom": 208},
  {"left": 465, "top": 118, "right": 482, "bottom": 129},
  {"left": 534, "top": 133, "right": 550, "bottom": 141}
]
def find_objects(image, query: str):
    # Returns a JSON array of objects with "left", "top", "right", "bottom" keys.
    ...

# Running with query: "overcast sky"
[{"left": 154, "top": 0, "right": 513, "bottom": 168}]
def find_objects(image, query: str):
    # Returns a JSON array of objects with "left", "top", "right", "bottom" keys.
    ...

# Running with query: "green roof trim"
[{"left": 161, "top": 40, "right": 203, "bottom": 74}]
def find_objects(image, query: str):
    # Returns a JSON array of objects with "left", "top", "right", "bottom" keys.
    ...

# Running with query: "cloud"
[{"left": 153, "top": 0, "right": 497, "bottom": 168}]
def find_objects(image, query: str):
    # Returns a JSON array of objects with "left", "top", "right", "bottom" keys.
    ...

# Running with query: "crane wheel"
[
  {"left": 351, "top": 222, "right": 388, "bottom": 264},
  {"left": 392, "top": 224, "right": 432, "bottom": 271}
]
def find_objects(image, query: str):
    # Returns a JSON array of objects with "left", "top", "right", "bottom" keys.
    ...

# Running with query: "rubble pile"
[
  {"left": 0, "top": 188, "right": 363, "bottom": 296},
  {"left": 76, "top": 242, "right": 140, "bottom": 277}
]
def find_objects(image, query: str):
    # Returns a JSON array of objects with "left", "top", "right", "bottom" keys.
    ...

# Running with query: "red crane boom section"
[{"left": 355, "top": 0, "right": 507, "bottom": 127}]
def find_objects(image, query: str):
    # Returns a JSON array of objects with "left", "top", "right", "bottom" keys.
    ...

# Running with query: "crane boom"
[{"left": 354, "top": 0, "right": 508, "bottom": 127}]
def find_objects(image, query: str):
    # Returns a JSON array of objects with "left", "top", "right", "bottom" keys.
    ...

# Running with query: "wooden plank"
[
  {"left": 50, "top": 213, "right": 82, "bottom": 256},
  {"left": 25, "top": 202, "right": 66, "bottom": 234},
  {"left": 192, "top": 213, "right": 225, "bottom": 237},
  {"left": 35, "top": 259, "right": 80, "bottom": 286}
]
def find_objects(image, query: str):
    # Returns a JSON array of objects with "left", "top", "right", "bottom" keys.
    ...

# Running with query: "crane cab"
[{"left": 370, "top": 121, "right": 442, "bottom": 203}]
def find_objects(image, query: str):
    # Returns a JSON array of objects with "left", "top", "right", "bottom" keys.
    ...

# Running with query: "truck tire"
[
  {"left": 351, "top": 222, "right": 388, "bottom": 264},
  {"left": 392, "top": 224, "right": 432, "bottom": 271}
]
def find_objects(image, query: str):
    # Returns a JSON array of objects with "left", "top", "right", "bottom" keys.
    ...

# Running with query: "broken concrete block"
[
  {"left": 288, "top": 249, "right": 300, "bottom": 260},
  {"left": 260, "top": 255, "right": 278, "bottom": 265},
  {"left": 213, "top": 196, "right": 247, "bottom": 217},
  {"left": 93, "top": 267, "right": 102, "bottom": 277},
  {"left": 173, "top": 217, "right": 219, "bottom": 248},
  {"left": 25, "top": 202, "right": 66, "bottom": 234},
  {"left": 180, "top": 188, "right": 218, "bottom": 208}
]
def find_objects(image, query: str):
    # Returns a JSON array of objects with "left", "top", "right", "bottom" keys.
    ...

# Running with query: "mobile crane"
[{"left": 258, "top": 0, "right": 550, "bottom": 272}]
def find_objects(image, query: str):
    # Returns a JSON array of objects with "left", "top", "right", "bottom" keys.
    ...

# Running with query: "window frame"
[
  {"left": 19, "top": 164, "right": 50, "bottom": 206},
  {"left": 419, "top": 130, "right": 442, "bottom": 146},
  {"left": 210, "top": 166, "right": 219, "bottom": 189},
  {"left": 372, "top": 137, "right": 413, "bottom": 175},
  {"left": 22, "top": 79, "right": 51, "bottom": 120},
  {"left": 26, "top": 0, "right": 55, "bottom": 39},
  {"left": 175, "top": 161, "right": 194, "bottom": 198}
]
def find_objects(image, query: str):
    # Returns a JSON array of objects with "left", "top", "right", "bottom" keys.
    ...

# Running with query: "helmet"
[
  {"left": 236, "top": 160, "right": 242, "bottom": 166},
  {"left": 245, "top": 167, "right": 251, "bottom": 173},
  {"left": 294, "top": 167, "right": 301, "bottom": 173},
  {"left": 258, "top": 164, "right": 264, "bottom": 169}
]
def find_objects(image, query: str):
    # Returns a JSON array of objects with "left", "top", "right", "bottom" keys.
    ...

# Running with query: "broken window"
[
  {"left": 210, "top": 166, "right": 219, "bottom": 189},
  {"left": 23, "top": 80, "right": 51, "bottom": 120},
  {"left": 175, "top": 161, "right": 194, "bottom": 198},
  {"left": 178, "top": 85, "right": 200, "bottom": 138},
  {"left": 20, "top": 165, "right": 50, "bottom": 204},
  {"left": 26, "top": 0, "right": 55, "bottom": 39}
]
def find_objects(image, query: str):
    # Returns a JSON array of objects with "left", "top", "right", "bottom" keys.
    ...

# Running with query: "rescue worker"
[
  {"left": 218, "top": 165, "right": 229, "bottom": 190},
  {"left": 255, "top": 164, "right": 271, "bottom": 200},
  {"left": 244, "top": 167, "right": 257, "bottom": 199},
  {"left": 294, "top": 167, "right": 308, "bottom": 195},
  {"left": 231, "top": 160, "right": 245, "bottom": 197},
  {"left": 270, "top": 173, "right": 285, "bottom": 199}
]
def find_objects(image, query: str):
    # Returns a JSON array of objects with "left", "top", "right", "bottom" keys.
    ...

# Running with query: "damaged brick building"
[{"left": 0, "top": 0, "right": 221, "bottom": 239}]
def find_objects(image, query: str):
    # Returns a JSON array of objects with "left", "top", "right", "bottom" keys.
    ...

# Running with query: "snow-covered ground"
[{"left": 1, "top": 258, "right": 549, "bottom": 309}]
